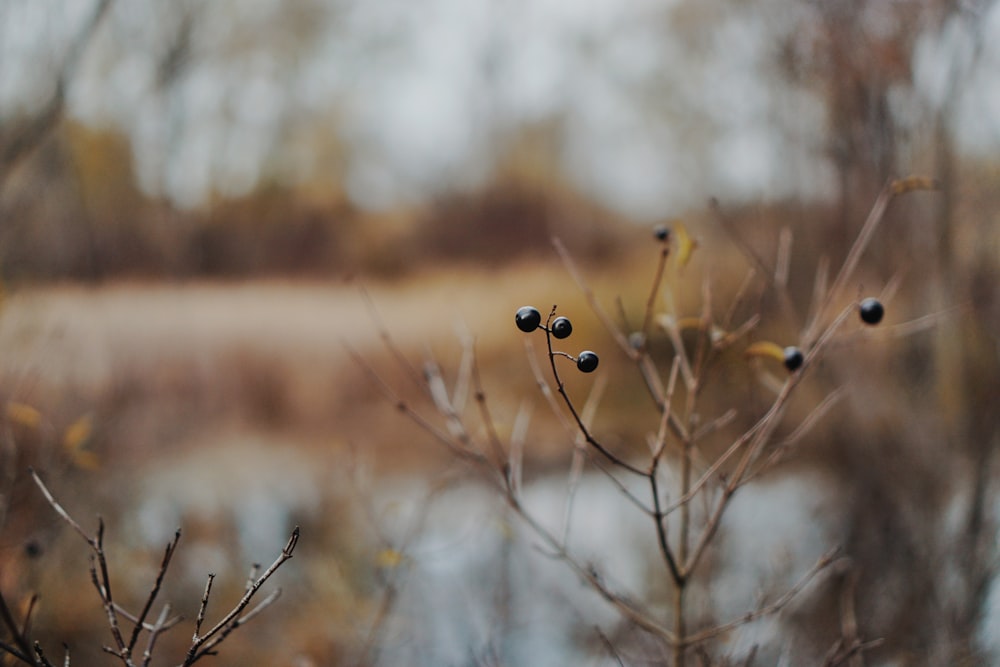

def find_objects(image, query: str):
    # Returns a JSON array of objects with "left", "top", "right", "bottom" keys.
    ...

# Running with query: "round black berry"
[
  {"left": 515, "top": 306, "right": 542, "bottom": 333},
  {"left": 783, "top": 346, "right": 804, "bottom": 372},
  {"left": 654, "top": 225, "right": 671, "bottom": 242},
  {"left": 576, "top": 351, "right": 599, "bottom": 373},
  {"left": 859, "top": 298, "right": 884, "bottom": 325},
  {"left": 551, "top": 316, "right": 573, "bottom": 339}
]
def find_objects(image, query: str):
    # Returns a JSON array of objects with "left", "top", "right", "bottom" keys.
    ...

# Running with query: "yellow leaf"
[
  {"left": 68, "top": 449, "right": 101, "bottom": 471},
  {"left": 63, "top": 415, "right": 93, "bottom": 452},
  {"left": 890, "top": 176, "right": 938, "bottom": 195},
  {"left": 6, "top": 402, "right": 41, "bottom": 428},
  {"left": 744, "top": 341, "right": 786, "bottom": 363},
  {"left": 673, "top": 220, "right": 698, "bottom": 268},
  {"left": 676, "top": 316, "right": 702, "bottom": 330},
  {"left": 61, "top": 415, "right": 98, "bottom": 471},
  {"left": 376, "top": 548, "right": 406, "bottom": 569}
]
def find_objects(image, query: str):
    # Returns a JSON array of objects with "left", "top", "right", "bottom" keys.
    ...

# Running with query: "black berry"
[
  {"left": 783, "top": 346, "right": 804, "bottom": 372},
  {"left": 654, "top": 225, "right": 670, "bottom": 242},
  {"left": 859, "top": 298, "right": 884, "bottom": 325},
  {"left": 577, "top": 351, "right": 599, "bottom": 373},
  {"left": 551, "top": 316, "right": 573, "bottom": 339},
  {"left": 515, "top": 306, "right": 542, "bottom": 332}
]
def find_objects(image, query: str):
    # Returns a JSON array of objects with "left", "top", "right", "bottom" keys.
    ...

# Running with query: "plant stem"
[{"left": 673, "top": 583, "right": 687, "bottom": 667}]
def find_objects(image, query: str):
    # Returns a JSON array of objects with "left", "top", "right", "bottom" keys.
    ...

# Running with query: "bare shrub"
[
  {"left": 354, "top": 177, "right": 940, "bottom": 665},
  {"left": 0, "top": 470, "right": 298, "bottom": 666}
]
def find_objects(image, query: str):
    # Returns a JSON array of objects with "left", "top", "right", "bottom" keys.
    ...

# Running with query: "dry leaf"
[
  {"left": 6, "top": 402, "right": 42, "bottom": 428},
  {"left": 63, "top": 415, "right": 99, "bottom": 470},
  {"left": 744, "top": 341, "right": 787, "bottom": 363},
  {"left": 673, "top": 220, "right": 698, "bottom": 268}
]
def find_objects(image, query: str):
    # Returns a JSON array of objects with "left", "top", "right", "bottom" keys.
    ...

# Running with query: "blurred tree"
[{"left": 0, "top": 0, "right": 113, "bottom": 190}]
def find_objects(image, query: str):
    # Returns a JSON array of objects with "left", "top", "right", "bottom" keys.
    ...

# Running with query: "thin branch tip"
[{"left": 285, "top": 526, "right": 301, "bottom": 555}]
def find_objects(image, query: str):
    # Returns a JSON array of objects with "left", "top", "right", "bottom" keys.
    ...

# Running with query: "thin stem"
[
  {"left": 641, "top": 245, "right": 671, "bottom": 341},
  {"left": 544, "top": 311, "right": 645, "bottom": 476},
  {"left": 183, "top": 527, "right": 299, "bottom": 666},
  {"left": 551, "top": 238, "right": 635, "bottom": 357},
  {"left": 803, "top": 177, "right": 936, "bottom": 346},
  {"left": 649, "top": 467, "right": 683, "bottom": 586},
  {"left": 681, "top": 547, "right": 841, "bottom": 648},
  {"left": 128, "top": 531, "right": 181, "bottom": 653},
  {"left": 0, "top": 590, "right": 34, "bottom": 663},
  {"left": 193, "top": 575, "right": 214, "bottom": 641}
]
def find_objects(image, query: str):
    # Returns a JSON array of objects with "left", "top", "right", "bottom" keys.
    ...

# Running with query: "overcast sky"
[{"left": 1, "top": 0, "right": 998, "bottom": 218}]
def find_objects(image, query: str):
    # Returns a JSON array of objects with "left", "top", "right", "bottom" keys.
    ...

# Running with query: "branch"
[
  {"left": 30, "top": 469, "right": 132, "bottom": 665},
  {"left": 681, "top": 547, "right": 842, "bottom": 648},
  {"left": 181, "top": 527, "right": 299, "bottom": 666},
  {"left": 0, "top": 0, "right": 115, "bottom": 185}
]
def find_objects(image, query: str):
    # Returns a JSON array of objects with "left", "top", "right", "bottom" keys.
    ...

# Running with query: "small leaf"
[
  {"left": 744, "top": 341, "right": 786, "bottom": 363},
  {"left": 6, "top": 402, "right": 41, "bottom": 428},
  {"left": 890, "top": 176, "right": 938, "bottom": 195},
  {"left": 673, "top": 220, "right": 698, "bottom": 268},
  {"left": 63, "top": 415, "right": 93, "bottom": 452},
  {"left": 63, "top": 415, "right": 99, "bottom": 470}
]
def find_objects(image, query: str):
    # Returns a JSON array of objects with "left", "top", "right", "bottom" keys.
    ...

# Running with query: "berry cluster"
[{"left": 515, "top": 306, "right": 599, "bottom": 373}]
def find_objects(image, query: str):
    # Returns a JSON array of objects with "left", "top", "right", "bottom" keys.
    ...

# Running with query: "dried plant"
[
  {"left": 0, "top": 469, "right": 299, "bottom": 667},
  {"left": 353, "top": 177, "right": 938, "bottom": 665}
]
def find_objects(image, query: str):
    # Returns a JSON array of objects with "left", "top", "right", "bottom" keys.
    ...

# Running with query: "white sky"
[{"left": 1, "top": 0, "right": 998, "bottom": 217}]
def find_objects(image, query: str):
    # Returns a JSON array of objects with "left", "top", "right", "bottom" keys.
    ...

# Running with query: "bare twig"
[
  {"left": 0, "top": 0, "right": 115, "bottom": 186},
  {"left": 0, "top": 589, "right": 36, "bottom": 664},
  {"left": 560, "top": 373, "right": 607, "bottom": 545},
  {"left": 803, "top": 177, "right": 937, "bottom": 346},
  {"left": 680, "top": 547, "right": 842, "bottom": 648},
  {"left": 128, "top": 530, "right": 181, "bottom": 653},
  {"left": 28, "top": 469, "right": 295, "bottom": 666},
  {"left": 30, "top": 469, "right": 132, "bottom": 665},
  {"left": 182, "top": 527, "right": 299, "bottom": 666},
  {"left": 31, "top": 642, "right": 56, "bottom": 667},
  {"left": 346, "top": 344, "right": 492, "bottom": 470},
  {"left": 595, "top": 626, "right": 627, "bottom": 667},
  {"left": 193, "top": 575, "right": 214, "bottom": 642},
  {"left": 142, "top": 605, "right": 178, "bottom": 667},
  {"left": 552, "top": 238, "right": 635, "bottom": 357},
  {"left": 357, "top": 285, "right": 426, "bottom": 390},
  {"left": 543, "top": 310, "right": 645, "bottom": 476}
]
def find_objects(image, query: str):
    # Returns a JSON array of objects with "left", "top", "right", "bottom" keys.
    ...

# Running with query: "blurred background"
[{"left": 0, "top": 0, "right": 999, "bottom": 664}]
